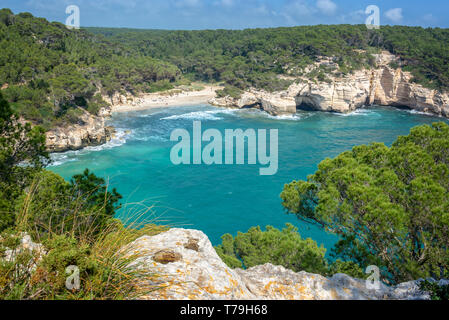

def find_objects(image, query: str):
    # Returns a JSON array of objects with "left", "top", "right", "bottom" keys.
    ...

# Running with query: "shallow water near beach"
[{"left": 49, "top": 104, "right": 448, "bottom": 252}]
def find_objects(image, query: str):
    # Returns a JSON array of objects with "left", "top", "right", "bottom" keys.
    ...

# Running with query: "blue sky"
[{"left": 2, "top": 0, "right": 448, "bottom": 29}]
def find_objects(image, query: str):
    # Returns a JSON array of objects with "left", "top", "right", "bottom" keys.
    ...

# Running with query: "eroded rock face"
[
  {"left": 102, "top": 92, "right": 147, "bottom": 108},
  {"left": 209, "top": 52, "right": 449, "bottom": 118},
  {"left": 129, "top": 228, "right": 432, "bottom": 300},
  {"left": 3, "top": 234, "right": 46, "bottom": 263},
  {"left": 1, "top": 234, "right": 46, "bottom": 275},
  {"left": 45, "top": 108, "right": 114, "bottom": 153}
]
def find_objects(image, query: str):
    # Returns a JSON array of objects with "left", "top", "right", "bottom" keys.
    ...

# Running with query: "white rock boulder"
[{"left": 128, "top": 228, "right": 432, "bottom": 300}]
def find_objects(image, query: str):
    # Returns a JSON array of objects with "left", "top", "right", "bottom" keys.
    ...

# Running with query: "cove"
[
  {"left": 48, "top": 105, "right": 449, "bottom": 252},
  {"left": 170, "top": 121, "right": 278, "bottom": 175}
]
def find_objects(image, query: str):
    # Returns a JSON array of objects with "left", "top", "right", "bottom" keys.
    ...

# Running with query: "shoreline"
[
  {"left": 111, "top": 85, "right": 222, "bottom": 113},
  {"left": 45, "top": 85, "right": 221, "bottom": 153}
]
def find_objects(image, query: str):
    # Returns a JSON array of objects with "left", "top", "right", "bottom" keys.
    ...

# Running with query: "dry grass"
[{"left": 1, "top": 173, "right": 169, "bottom": 300}]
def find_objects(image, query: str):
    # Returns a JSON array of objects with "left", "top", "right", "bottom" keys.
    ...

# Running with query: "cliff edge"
[
  {"left": 209, "top": 52, "right": 449, "bottom": 118},
  {"left": 128, "top": 228, "right": 436, "bottom": 300},
  {"left": 45, "top": 107, "right": 114, "bottom": 153}
]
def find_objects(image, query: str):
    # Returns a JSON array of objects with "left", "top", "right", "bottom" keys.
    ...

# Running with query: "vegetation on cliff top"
[
  {"left": 215, "top": 224, "right": 366, "bottom": 279},
  {"left": 90, "top": 24, "right": 449, "bottom": 93},
  {"left": 0, "top": 93, "right": 165, "bottom": 299},
  {"left": 1, "top": 8, "right": 449, "bottom": 130},
  {"left": 0, "top": 8, "right": 179, "bottom": 129}
]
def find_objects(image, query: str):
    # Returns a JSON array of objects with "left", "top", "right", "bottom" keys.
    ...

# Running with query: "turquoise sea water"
[{"left": 48, "top": 105, "right": 448, "bottom": 251}]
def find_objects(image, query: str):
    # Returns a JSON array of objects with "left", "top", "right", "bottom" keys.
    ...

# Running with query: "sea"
[{"left": 48, "top": 104, "right": 448, "bottom": 252}]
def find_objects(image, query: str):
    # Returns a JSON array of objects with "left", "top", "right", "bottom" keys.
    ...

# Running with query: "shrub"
[
  {"left": 149, "top": 80, "right": 174, "bottom": 93},
  {"left": 216, "top": 85, "right": 243, "bottom": 99},
  {"left": 328, "top": 260, "right": 367, "bottom": 279},
  {"left": 420, "top": 280, "right": 449, "bottom": 301},
  {"left": 215, "top": 224, "right": 328, "bottom": 274},
  {"left": 0, "top": 223, "right": 167, "bottom": 300},
  {"left": 281, "top": 122, "right": 449, "bottom": 284}
]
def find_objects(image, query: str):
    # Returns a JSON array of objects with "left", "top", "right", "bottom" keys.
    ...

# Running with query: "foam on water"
[
  {"left": 407, "top": 109, "right": 442, "bottom": 117},
  {"left": 265, "top": 113, "right": 308, "bottom": 121},
  {"left": 334, "top": 108, "right": 377, "bottom": 117},
  {"left": 160, "top": 108, "right": 241, "bottom": 121},
  {"left": 48, "top": 128, "right": 130, "bottom": 167}
]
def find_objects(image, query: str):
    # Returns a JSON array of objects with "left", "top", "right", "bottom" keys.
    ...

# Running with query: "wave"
[
  {"left": 407, "top": 109, "right": 440, "bottom": 117},
  {"left": 265, "top": 113, "right": 307, "bottom": 121},
  {"left": 129, "top": 133, "right": 169, "bottom": 142},
  {"left": 160, "top": 107, "right": 316, "bottom": 122},
  {"left": 334, "top": 108, "right": 376, "bottom": 117},
  {"left": 161, "top": 109, "right": 239, "bottom": 121}
]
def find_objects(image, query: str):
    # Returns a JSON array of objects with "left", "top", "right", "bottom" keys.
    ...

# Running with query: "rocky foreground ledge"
[
  {"left": 128, "top": 228, "right": 436, "bottom": 300},
  {"left": 210, "top": 52, "right": 449, "bottom": 118}
]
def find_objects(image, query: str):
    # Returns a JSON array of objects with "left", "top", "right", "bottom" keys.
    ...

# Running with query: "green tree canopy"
[
  {"left": 215, "top": 224, "right": 328, "bottom": 274},
  {"left": 0, "top": 10, "right": 180, "bottom": 128},
  {"left": 281, "top": 122, "right": 449, "bottom": 284},
  {"left": 14, "top": 169, "right": 123, "bottom": 241},
  {"left": 0, "top": 92, "right": 48, "bottom": 230}
]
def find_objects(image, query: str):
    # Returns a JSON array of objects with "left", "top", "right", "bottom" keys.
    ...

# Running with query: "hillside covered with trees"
[
  {"left": 1, "top": 8, "right": 449, "bottom": 131},
  {"left": 0, "top": 8, "right": 179, "bottom": 129},
  {"left": 90, "top": 25, "right": 449, "bottom": 94}
]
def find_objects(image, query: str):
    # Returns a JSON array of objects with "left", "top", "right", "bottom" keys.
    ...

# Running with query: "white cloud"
[
  {"left": 338, "top": 9, "right": 365, "bottom": 24},
  {"left": 277, "top": 0, "right": 314, "bottom": 26},
  {"left": 385, "top": 8, "right": 403, "bottom": 23},
  {"left": 287, "top": 0, "right": 313, "bottom": 16},
  {"left": 316, "top": 0, "right": 337, "bottom": 16},
  {"left": 221, "top": 0, "right": 233, "bottom": 7},
  {"left": 422, "top": 13, "right": 436, "bottom": 23},
  {"left": 255, "top": 4, "right": 269, "bottom": 15},
  {"left": 175, "top": 0, "right": 202, "bottom": 8}
]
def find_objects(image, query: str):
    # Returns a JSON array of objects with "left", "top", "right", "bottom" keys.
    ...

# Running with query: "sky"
[{"left": 2, "top": 0, "right": 448, "bottom": 30}]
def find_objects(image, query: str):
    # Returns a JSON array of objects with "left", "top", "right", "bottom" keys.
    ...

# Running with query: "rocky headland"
[
  {"left": 45, "top": 85, "right": 220, "bottom": 152},
  {"left": 4, "top": 228, "right": 447, "bottom": 300},
  {"left": 45, "top": 107, "right": 114, "bottom": 153},
  {"left": 127, "top": 228, "right": 443, "bottom": 300},
  {"left": 209, "top": 52, "right": 449, "bottom": 118}
]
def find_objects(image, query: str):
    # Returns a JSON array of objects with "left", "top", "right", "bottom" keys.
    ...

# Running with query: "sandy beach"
[{"left": 111, "top": 85, "right": 222, "bottom": 113}]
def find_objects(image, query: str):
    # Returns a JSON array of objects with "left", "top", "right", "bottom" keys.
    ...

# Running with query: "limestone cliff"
[
  {"left": 128, "top": 228, "right": 440, "bottom": 300},
  {"left": 209, "top": 52, "right": 449, "bottom": 118},
  {"left": 45, "top": 107, "right": 114, "bottom": 153},
  {"left": 102, "top": 92, "right": 147, "bottom": 109}
]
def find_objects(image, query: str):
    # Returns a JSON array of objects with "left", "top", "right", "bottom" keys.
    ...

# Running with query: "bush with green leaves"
[
  {"left": 281, "top": 122, "right": 449, "bottom": 284},
  {"left": 0, "top": 223, "right": 167, "bottom": 300},
  {"left": 215, "top": 224, "right": 328, "bottom": 274},
  {"left": 0, "top": 92, "right": 48, "bottom": 231},
  {"left": 15, "top": 169, "right": 122, "bottom": 241},
  {"left": 419, "top": 280, "right": 449, "bottom": 300},
  {"left": 0, "top": 88, "right": 166, "bottom": 300}
]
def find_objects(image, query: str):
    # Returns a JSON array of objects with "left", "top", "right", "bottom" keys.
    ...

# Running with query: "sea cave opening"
[{"left": 295, "top": 96, "right": 320, "bottom": 111}]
